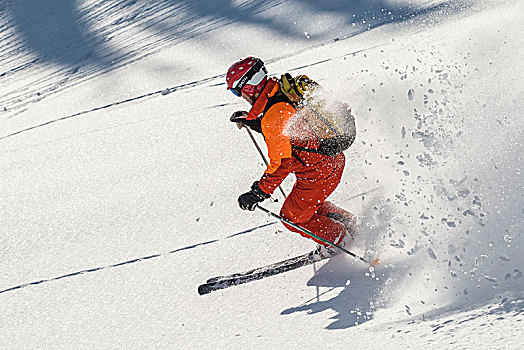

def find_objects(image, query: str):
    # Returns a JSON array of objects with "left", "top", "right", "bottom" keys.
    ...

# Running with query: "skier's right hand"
[
  {"left": 230, "top": 111, "right": 262, "bottom": 133},
  {"left": 238, "top": 181, "right": 271, "bottom": 211},
  {"left": 230, "top": 111, "right": 249, "bottom": 129}
]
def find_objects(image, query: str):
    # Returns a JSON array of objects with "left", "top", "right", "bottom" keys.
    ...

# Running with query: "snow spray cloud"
[{"left": 326, "top": 35, "right": 523, "bottom": 312}]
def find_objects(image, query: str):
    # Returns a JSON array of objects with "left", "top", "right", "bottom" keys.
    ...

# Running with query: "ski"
[{"left": 198, "top": 251, "right": 330, "bottom": 295}]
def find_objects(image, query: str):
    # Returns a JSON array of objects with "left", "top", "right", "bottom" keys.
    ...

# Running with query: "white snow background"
[{"left": 0, "top": 0, "right": 522, "bottom": 348}]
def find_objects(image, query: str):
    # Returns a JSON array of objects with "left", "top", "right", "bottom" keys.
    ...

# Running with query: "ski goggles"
[
  {"left": 229, "top": 59, "right": 267, "bottom": 97},
  {"left": 230, "top": 87, "right": 242, "bottom": 97}
]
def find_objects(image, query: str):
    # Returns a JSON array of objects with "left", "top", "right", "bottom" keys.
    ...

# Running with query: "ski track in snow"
[{"left": 0, "top": 222, "right": 276, "bottom": 295}]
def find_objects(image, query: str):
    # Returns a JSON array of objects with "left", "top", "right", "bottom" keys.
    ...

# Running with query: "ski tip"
[
  {"left": 198, "top": 284, "right": 212, "bottom": 295},
  {"left": 370, "top": 258, "right": 380, "bottom": 267}
]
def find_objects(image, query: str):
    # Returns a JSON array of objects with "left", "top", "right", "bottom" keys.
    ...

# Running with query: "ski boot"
[
  {"left": 327, "top": 212, "right": 357, "bottom": 249},
  {"left": 308, "top": 244, "right": 339, "bottom": 262}
]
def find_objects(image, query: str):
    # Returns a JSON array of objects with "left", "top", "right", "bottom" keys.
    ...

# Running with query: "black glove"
[
  {"left": 238, "top": 181, "right": 271, "bottom": 211},
  {"left": 230, "top": 111, "right": 262, "bottom": 133}
]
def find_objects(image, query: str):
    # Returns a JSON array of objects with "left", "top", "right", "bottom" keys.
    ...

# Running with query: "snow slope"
[{"left": 0, "top": 0, "right": 522, "bottom": 348}]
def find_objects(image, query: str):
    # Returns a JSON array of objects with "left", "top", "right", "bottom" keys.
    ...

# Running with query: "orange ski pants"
[{"left": 280, "top": 153, "right": 351, "bottom": 246}]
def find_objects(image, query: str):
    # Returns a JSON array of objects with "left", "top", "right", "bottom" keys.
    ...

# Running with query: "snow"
[{"left": 1, "top": 0, "right": 523, "bottom": 348}]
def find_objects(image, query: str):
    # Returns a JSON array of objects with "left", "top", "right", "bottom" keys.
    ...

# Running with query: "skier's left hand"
[{"left": 238, "top": 181, "right": 271, "bottom": 211}]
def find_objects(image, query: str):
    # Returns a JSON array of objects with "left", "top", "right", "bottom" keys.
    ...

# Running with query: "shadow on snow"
[
  {"left": 1, "top": 0, "right": 474, "bottom": 116},
  {"left": 281, "top": 255, "right": 403, "bottom": 329},
  {"left": 6, "top": 0, "right": 474, "bottom": 66}
]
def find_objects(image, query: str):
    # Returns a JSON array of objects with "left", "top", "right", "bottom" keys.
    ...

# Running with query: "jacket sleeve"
[
  {"left": 261, "top": 103, "right": 294, "bottom": 174},
  {"left": 258, "top": 158, "right": 294, "bottom": 195},
  {"left": 257, "top": 103, "right": 296, "bottom": 195}
]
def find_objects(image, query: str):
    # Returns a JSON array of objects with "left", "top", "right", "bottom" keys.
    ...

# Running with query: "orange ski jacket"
[{"left": 248, "top": 78, "right": 335, "bottom": 196}]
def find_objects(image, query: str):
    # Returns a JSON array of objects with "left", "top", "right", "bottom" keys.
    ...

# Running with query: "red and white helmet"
[{"left": 226, "top": 57, "right": 268, "bottom": 100}]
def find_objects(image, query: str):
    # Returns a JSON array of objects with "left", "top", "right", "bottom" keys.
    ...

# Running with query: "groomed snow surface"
[{"left": 0, "top": 0, "right": 522, "bottom": 348}]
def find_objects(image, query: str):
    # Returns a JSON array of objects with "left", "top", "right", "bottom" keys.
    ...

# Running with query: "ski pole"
[
  {"left": 244, "top": 127, "right": 287, "bottom": 199},
  {"left": 256, "top": 205, "right": 379, "bottom": 267}
]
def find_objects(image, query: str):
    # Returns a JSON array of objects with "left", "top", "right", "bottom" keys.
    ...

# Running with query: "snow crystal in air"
[
  {"left": 427, "top": 247, "right": 437, "bottom": 260},
  {"left": 408, "top": 88, "right": 415, "bottom": 100}
]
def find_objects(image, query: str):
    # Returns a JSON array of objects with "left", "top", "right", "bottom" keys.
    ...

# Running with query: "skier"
[{"left": 226, "top": 57, "right": 356, "bottom": 259}]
